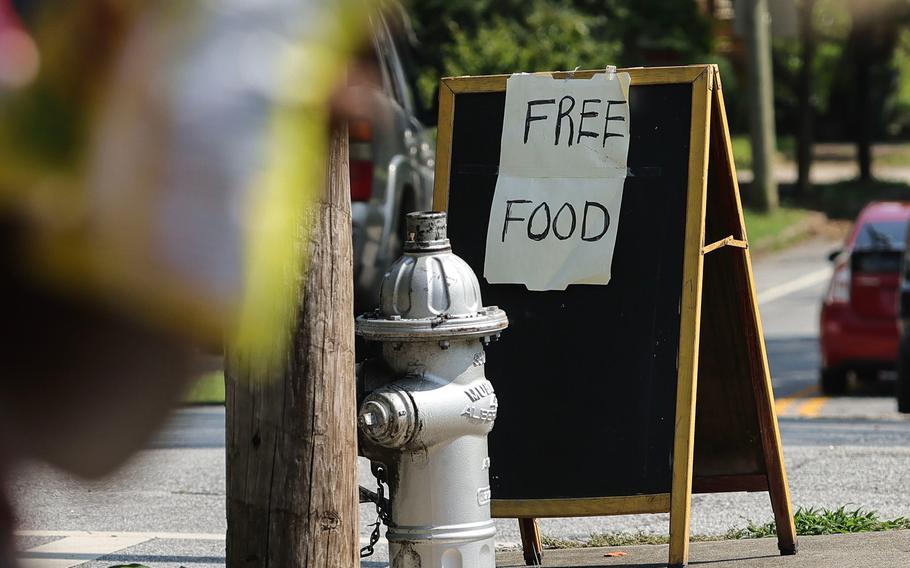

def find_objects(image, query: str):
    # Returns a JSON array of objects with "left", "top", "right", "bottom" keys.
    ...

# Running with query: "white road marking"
[
  {"left": 19, "top": 534, "right": 152, "bottom": 568},
  {"left": 19, "top": 529, "right": 377, "bottom": 544},
  {"left": 18, "top": 529, "right": 225, "bottom": 540},
  {"left": 758, "top": 267, "right": 832, "bottom": 305}
]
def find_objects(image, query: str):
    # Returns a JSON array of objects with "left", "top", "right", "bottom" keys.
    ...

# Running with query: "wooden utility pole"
[
  {"left": 225, "top": 125, "right": 357, "bottom": 567},
  {"left": 796, "top": 0, "right": 816, "bottom": 196},
  {"left": 743, "top": 0, "right": 779, "bottom": 211}
]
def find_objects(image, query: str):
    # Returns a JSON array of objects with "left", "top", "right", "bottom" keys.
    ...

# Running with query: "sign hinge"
[{"left": 702, "top": 235, "right": 748, "bottom": 255}]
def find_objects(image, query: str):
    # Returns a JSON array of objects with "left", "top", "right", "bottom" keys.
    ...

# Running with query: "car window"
[
  {"left": 854, "top": 220, "right": 908, "bottom": 250},
  {"left": 372, "top": 18, "right": 404, "bottom": 108},
  {"left": 853, "top": 250, "right": 903, "bottom": 273},
  {"left": 388, "top": 36, "right": 417, "bottom": 114},
  {"left": 386, "top": 15, "right": 425, "bottom": 118},
  {"left": 365, "top": 17, "right": 395, "bottom": 101}
]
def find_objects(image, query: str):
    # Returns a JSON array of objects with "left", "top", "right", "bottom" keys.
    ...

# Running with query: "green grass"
[
  {"left": 731, "top": 135, "right": 752, "bottom": 170},
  {"left": 541, "top": 527, "right": 765, "bottom": 550},
  {"left": 540, "top": 507, "right": 910, "bottom": 550},
  {"left": 742, "top": 206, "right": 810, "bottom": 248},
  {"left": 746, "top": 506, "right": 910, "bottom": 538},
  {"left": 871, "top": 144, "right": 910, "bottom": 167},
  {"left": 731, "top": 134, "right": 794, "bottom": 170},
  {"left": 812, "top": 178, "right": 910, "bottom": 219},
  {"left": 183, "top": 371, "right": 225, "bottom": 405},
  {"left": 542, "top": 533, "right": 669, "bottom": 549}
]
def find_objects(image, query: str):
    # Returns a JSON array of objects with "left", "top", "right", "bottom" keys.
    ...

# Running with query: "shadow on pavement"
[
  {"left": 21, "top": 551, "right": 225, "bottom": 563},
  {"left": 148, "top": 407, "right": 225, "bottom": 449},
  {"left": 765, "top": 335, "right": 898, "bottom": 398},
  {"left": 765, "top": 336, "right": 820, "bottom": 392},
  {"left": 496, "top": 554, "right": 778, "bottom": 568},
  {"left": 751, "top": 178, "right": 910, "bottom": 220}
]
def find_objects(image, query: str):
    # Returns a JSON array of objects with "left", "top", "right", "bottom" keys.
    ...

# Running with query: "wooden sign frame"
[{"left": 432, "top": 65, "right": 797, "bottom": 567}]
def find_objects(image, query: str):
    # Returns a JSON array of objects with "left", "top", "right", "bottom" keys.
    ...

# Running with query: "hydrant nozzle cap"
[{"left": 405, "top": 211, "right": 450, "bottom": 252}]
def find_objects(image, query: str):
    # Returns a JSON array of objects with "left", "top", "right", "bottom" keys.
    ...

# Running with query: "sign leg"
[
  {"left": 767, "top": 455, "right": 799, "bottom": 555},
  {"left": 708, "top": 64, "right": 798, "bottom": 557},
  {"left": 518, "top": 518, "right": 542, "bottom": 565},
  {"left": 721, "top": 83, "right": 797, "bottom": 554},
  {"left": 742, "top": 251, "right": 799, "bottom": 556},
  {"left": 668, "top": 467, "right": 694, "bottom": 567},
  {"left": 668, "top": 66, "right": 712, "bottom": 568}
]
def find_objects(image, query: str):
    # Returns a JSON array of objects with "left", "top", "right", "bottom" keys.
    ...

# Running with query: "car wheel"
[
  {"left": 820, "top": 367, "right": 847, "bottom": 395},
  {"left": 898, "top": 334, "right": 910, "bottom": 413}
]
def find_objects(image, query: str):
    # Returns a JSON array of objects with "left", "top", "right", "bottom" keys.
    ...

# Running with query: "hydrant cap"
[
  {"left": 404, "top": 211, "right": 449, "bottom": 252},
  {"left": 357, "top": 211, "right": 508, "bottom": 342}
]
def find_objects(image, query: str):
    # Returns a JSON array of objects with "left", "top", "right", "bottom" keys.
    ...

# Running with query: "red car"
[{"left": 820, "top": 201, "right": 910, "bottom": 394}]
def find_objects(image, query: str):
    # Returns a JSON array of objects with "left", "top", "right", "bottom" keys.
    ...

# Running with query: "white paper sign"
[{"left": 484, "top": 72, "right": 631, "bottom": 290}]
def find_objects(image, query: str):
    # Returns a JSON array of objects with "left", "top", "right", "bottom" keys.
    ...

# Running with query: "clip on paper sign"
[{"left": 483, "top": 69, "right": 631, "bottom": 290}]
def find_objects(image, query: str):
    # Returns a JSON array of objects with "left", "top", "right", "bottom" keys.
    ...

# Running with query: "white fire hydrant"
[{"left": 357, "top": 211, "right": 508, "bottom": 568}]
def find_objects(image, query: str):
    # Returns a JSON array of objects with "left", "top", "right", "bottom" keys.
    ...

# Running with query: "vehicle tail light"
[
  {"left": 349, "top": 119, "right": 373, "bottom": 202},
  {"left": 827, "top": 262, "right": 851, "bottom": 304}
]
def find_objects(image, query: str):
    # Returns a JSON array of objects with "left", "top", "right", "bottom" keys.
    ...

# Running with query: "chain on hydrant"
[{"left": 356, "top": 211, "right": 508, "bottom": 568}]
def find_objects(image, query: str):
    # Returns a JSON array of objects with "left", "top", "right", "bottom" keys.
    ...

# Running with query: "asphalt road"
[
  {"left": 758, "top": 238, "right": 902, "bottom": 419},
  {"left": 13, "top": 238, "right": 910, "bottom": 567}
]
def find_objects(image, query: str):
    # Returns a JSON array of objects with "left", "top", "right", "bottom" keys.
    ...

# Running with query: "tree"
[
  {"left": 406, "top": 0, "right": 713, "bottom": 107},
  {"left": 827, "top": 0, "right": 910, "bottom": 181},
  {"left": 742, "top": 0, "right": 779, "bottom": 212},
  {"left": 796, "top": 0, "right": 816, "bottom": 196},
  {"left": 848, "top": 0, "right": 898, "bottom": 181}
]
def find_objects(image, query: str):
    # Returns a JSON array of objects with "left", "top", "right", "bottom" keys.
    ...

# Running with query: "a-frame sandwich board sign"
[{"left": 432, "top": 64, "right": 797, "bottom": 567}]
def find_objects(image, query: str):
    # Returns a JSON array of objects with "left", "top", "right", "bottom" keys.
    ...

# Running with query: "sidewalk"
[
  {"left": 737, "top": 163, "right": 910, "bottom": 185},
  {"left": 496, "top": 530, "right": 910, "bottom": 567},
  {"left": 17, "top": 530, "right": 910, "bottom": 567}
]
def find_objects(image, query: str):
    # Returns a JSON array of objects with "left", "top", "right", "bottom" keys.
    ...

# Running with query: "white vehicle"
[{"left": 350, "top": 10, "right": 435, "bottom": 311}]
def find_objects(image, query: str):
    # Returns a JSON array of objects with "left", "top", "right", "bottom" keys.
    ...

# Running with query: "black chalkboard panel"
[
  {"left": 433, "top": 67, "right": 799, "bottom": 566},
  {"left": 444, "top": 83, "right": 692, "bottom": 499}
]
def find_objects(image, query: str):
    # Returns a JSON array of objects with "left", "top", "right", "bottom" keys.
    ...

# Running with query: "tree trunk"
[
  {"left": 845, "top": 0, "right": 904, "bottom": 182},
  {"left": 796, "top": 0, "right": 815, "bottom": 197},
  {"left": 852, "top": 3, "right": 873, "bottom": 182},
  {"left": 225, "top": 125, "right": 357, "bottom": 567},
  {"left": 856, "top": 58, "right": 873, "bottom": 182},
  {"left": 743, "top": 0, "right": 779, "bottom": 212}
]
